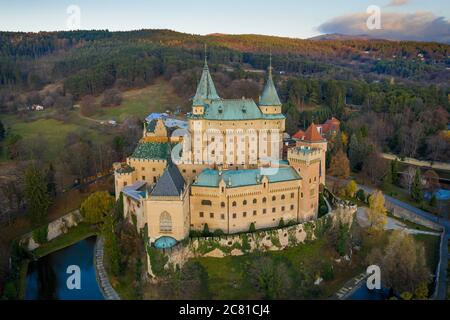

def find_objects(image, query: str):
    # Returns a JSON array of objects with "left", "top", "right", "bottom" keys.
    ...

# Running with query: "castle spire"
[
  {"left": 193, "top": 44, "right": 220, "bottom": 104},
  {"left": 259, "top": 51, "right": 281, "bottom": 106}
]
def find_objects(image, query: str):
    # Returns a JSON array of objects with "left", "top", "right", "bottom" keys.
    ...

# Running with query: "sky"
[{"left": 0, "top": 0, "right": 449, "bottom": 42}]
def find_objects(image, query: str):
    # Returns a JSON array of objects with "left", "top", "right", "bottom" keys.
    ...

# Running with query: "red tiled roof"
[
  {"left": 304, "top": 123, "right": 325, "bottom": 142},
  {"left": 292, "top": 130, "right": 305, "bottom": 139}
]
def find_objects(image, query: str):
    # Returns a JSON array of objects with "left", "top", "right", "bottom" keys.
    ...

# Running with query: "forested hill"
[{"left": 1, "top": 29, "right": 449, "bottom": 91}]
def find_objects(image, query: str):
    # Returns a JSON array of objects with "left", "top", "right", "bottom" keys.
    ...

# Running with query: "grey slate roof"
[
  {"left": 259, "top": 70, "right": 282, "bottom": 106},
  {"left": 151, "top": 165, "right": 185, "bottom": 197}
]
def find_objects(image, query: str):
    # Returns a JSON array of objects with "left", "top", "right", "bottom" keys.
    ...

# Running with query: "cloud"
[
  {"left": 317, "top": 11, "right": 450, "bottom": 43},
  {"left": 387, "top": 0, "right": 410, "bottom": 7}
]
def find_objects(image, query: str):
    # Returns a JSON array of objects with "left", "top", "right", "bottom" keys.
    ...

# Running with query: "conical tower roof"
[
  {"left": 193, "top": 52, "right": 220, "bottom": 104},
  {"left": 259, "top": 55, "right": 281, "bottom": 106}
]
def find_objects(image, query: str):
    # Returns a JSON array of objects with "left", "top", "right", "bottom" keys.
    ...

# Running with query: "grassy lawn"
[
  {"left": 91, "top": 80, "right": 183, "bottom": 122},
  {"left": 33, "top": 223, "right": 98, "bottom": 258},
  {"left": 192, "top": 238, "right": 364, "bottom": 300}
]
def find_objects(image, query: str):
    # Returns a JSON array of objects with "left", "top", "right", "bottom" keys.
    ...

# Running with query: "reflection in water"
[
  {"left": 25, "top": 236, "right": 104, "bottom": 300},
  {"left": 348, "top": 283, "right": 390, "bottom": 300}
]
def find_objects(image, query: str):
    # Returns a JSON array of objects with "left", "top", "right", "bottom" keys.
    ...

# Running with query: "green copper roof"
[
  {"left": 187, "top": 98, "right": 286, "bottom": 121},
  {"left": 259, "top": 67, "right": 281, "bottom": 106},
  {"left": 192, "top": 167, "right": 301, "bottom": 188},
  {"left": 193, "top": 61, "right": 220, "bottom": 104},
  {"left": 131, "top": 142, "right": 170, "bottom": 160}
]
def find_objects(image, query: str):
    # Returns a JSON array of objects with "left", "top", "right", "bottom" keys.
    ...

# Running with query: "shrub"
[
  {"left": 2, "top": 281, "right": 17, "bottom": 300},
  {"left": 213, "top": 229, "right": 225, "bottom": 236},
  {"left": 248, "top": 222, "right": 256, "bottom": 233},
  {"left": 32, "top": 225, "right": 48, "bottom": 244},
  {"left": 319, "top": 205, "right": 328, "bottom": 216},
  {"left": 321, "top": 263, "right": 334, "bottom": 281},
  {"left": 278, "top": 218, "right": 285, "bottom": 228},
  {"left": 356, "top": 189, "right": 366, "bottom": 202},
  {"left": 80, "top": 191, "right": 114, "bottom": 224},
  {"left": 202, "top": 223, "right": 210, "bottom": 237}
]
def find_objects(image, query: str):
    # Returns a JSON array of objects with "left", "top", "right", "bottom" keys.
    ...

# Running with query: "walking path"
[
  {"left": 380, "top": 153, "right": 450, "bottom": 172},
  {"left": 332, "top": 273, "right": 367, "bottom": 300},
  {"left": 94, "top": 237, "right": 120, "bottom": 300}
]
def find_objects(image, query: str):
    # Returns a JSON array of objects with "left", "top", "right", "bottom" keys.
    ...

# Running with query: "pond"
[{"left": 25, "top": 236, "right": 104, "bottom": 300}]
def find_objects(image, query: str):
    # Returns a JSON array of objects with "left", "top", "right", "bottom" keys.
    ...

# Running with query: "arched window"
[
  {"left": 201, "top": 200, "right": 212, "bottom": 206},
  {"left": 221, "top": 202, "right": 225, "bottom": 208},
  {"left": 243, "top": 200, "right": 247, "bottom": 205},
  {"left": 281, "top": 195, "right": 285, "bottom": 200},
  {"left": 262, "top": 197, "right": 267, "bottom": 203},
  {"left": 232, "top": 201, "right": 237, "bottom": 207},
  {"left": 160, "top": 211, "right": 172, "bottom": 233},
  {"left": 272, "top": 196, "right": 276, "bottom": 201},
  {"left": 253, "top": 199, "right": 257, "bottom": 204}
]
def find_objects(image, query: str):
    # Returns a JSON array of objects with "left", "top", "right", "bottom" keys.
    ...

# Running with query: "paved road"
[
  {"left": 328, "top": 176, "right": 449, "bottom": 300},
  {"left": 95, "top": 237, "right": 120, "bottom": 300}
]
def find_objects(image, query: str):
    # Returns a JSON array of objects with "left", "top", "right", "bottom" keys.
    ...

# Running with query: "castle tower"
[
  {"left": 288, "top": 146, "right": 322, "bottom": 220},
  {"left": 295, "top": 123, "right": 327, "bottom": 185},
  {"left": 259, "top": 54, "right": 282, "bottom": 115}
]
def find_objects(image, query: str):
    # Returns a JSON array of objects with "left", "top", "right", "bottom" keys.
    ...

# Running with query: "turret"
[{"left": 259, "top": 54, "right": 282, "bottom": 115}]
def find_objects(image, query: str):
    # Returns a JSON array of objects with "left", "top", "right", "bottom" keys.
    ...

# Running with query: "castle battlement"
[{"left": 288, "top": 146, "right": 322, "bottom": 163}]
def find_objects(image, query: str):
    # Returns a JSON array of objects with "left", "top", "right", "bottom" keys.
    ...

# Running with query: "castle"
[{"left": 114, "top": 56, "right": 328, "bottom": 247}]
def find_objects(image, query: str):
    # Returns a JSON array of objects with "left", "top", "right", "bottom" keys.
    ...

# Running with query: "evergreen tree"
[
  {"left": 46, "top": 163, "right": 57, "bottom": 198},
  {"left": 113, "top": 192, "right": 124, "bottom": 222},
  {"left": 391, "top": 159, "right": 399, "bottom": 185},
  {"left": 24, "top": 164, "right": 50, "bottom": 227},
  {"left": 0, "top": 119, "right": 5, "bottom": 141},
  {"left": 103, "top": 214, "right": 121, "bottom": 276},
  {"left": 411, "top": 169, "right": 423, "bottom": 202},
  {"left": 382, "top": 168, "right": 393, "bottom": 190},
  {"left": 348, "top": 134, "right": 362, "bottom": 171}
]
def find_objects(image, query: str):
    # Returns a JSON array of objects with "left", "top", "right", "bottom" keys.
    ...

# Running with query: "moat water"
[{"left": 25, "top": 236, "right": 104, "bottom": 300}]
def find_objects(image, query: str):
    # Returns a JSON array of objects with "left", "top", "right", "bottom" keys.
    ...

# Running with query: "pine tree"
[
  {"left": 411, "top": 169, "right": 423, "bottom": 202},
  {"left": 391, "top": 159, "right": 399, "bottom": 185},
  {"left": 24, "top": 164, "right": 50, "bottom": 227},
  {"left": 0, "top": 119, "right": 5, "bottom": 141},
  {"left": 46, "top": 163, "right": 57, "bottom": 198},
  {"left": 103, "top": 214, "right": 121, "bottom": 276}
]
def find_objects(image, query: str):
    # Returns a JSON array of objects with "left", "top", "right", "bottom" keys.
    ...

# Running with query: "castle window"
[
  {"left": 263, "top": 209, "right": 267, "bottom": 214},
  {"left": 153, "top": 177, "right": 157, "bottom": 183},
  {"left": 281, "top": 195, "right": 285, "bottom": 200},
  {"left": 210, "top": 213, "right": 214, "bottom": 218},
  {"left": 253, "top": 210, "right": 257, "bottom": 216},
  {"left": 262, "top": 197, "right": 267, "bottom": 203},
  {"left": 281, "top": 206, "right": 285, "bottom": 212},
  {"left": 243, "top": 200, "right": 247, "bottom": 205},
  {"left": 124, "top": 182, "right": 127, "bottom": 187},
  {"left": 183, "top": 169, "right": 186, "bottom": 173},
  {"left": 233, "top": 213, "right": 237, "bottom": 219},
  {"left": 290, "top": 205, "right": 294, "bottom": 210},
  {"left": 314, "top": 176, "right": 317, "bottom": 181},
  {"left": 201, "top": 200, "right": 212, "bottom": 206},
  {"left": 159, "top": 211, "right": 172, "bottom": 233},
  {"left": 221, "top": 202, "right": 225, "bottom": 208},
  {"left": 301, "top": 193, "right": 304, "bottom": 198},
  {"left": 232, "top": 201, "right": 237, "bottom": 207},
  {"left": 193, "top": 170, "right": 197, "bottom": 174},
  {"left": 272, "top": 196, "right": 276, "bottom": 201},
  {"left": 221, "top": 187, "right": 224, "bottom": 193},
  {"left": 142, "top": 167, "right": 145, "bottom": 171},
  {"left": 199, "top": 212, "right": 204, "bottom": 218},
  {"left": 291, "top": 193, "right": 294, "bottom": 198},
  {"left": 142, "top": 176, "right": 145, "bottom": 180},
  {"left": 272, "top": 207, "right": 276, "bottom": 213},
  {"left": 253, "top": 199, "right": 257, "bottom": 204},
  {"left": 152, "top": 168, "right": 156, "bottom": 172},
  {"left": 243, "top": 212, "right": 247, "bottom": 218},
  {"left": 221, "top": 214, "right": 225, "bottom": 220}
]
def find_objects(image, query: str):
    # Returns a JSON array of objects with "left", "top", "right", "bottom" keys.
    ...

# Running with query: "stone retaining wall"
[
  {"left": 20, "top": 210, "right": 83, "bottom": 251},
  {"left": 150, "top": 206, "right": 357, "bottom": 275},
  {"left": 385, "top": 202, "right": 442, "bottom": 231}
]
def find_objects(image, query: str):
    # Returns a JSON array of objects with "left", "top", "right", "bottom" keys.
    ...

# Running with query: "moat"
[{"left": 25, "top": 237, "right": 104, "bottom": 300}]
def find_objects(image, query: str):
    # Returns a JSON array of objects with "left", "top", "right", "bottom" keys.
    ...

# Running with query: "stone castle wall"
[{"left": 149, "top": 205, "right": 356, "bottom": 274}]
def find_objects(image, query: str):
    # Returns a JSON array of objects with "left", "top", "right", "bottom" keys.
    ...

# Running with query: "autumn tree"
[
  {"left": 379, "top": 231, "right": 429, "bottom": 296},
  {"left": 423, "top": 170, "right": 440, "bottom": 192},
  {"left": 367, "top": 190, "right": 387, "bottom": 232},
  {"left": 24, "top": 164, "right": 50, "bottom": 227},
  {"left": 328, "top": 150, "right": 350, "bottom": 178},
  {"left": 80, "top": 191, "right": 114, "bottom": 224},
  {"left": 345, "top": 180, "right": 358, "bottom": 198}
]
